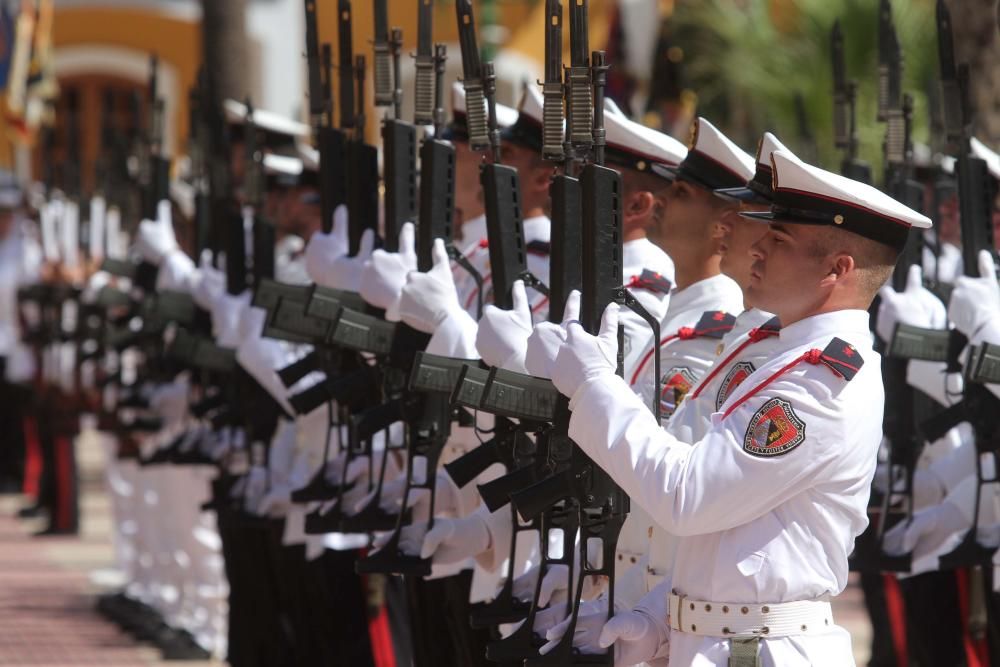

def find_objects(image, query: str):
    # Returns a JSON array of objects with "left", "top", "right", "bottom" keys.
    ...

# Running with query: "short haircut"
[{"left": 807, "top": 226, "right": 898, "bottom": 298}]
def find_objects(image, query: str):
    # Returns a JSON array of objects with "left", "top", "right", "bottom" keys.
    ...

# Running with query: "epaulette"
[
  {"left": 759, "top": 316, "right": 782, "bottom": 334},
  {"left": 526, "top": 240, "right": 551, "bottom": 256},
  {"left": 689, "top": 310, "right": 737, "bottom": 339},
  {"left": 818, "top": 337, "right": 864, "bottom": 381},
  {"left": 628, "top": 269, "right": 673, "bottom": 295}
]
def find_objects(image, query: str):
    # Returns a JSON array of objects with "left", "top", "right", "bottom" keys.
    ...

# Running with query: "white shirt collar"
[
  {"left": 668, "top": 273, "right": 742, "bottom": 316},
  {"left": 777, "top": 309, "right": 872, "bottom": 347},
  {"left": 522, "top": 215, "right": 551, "bottom": 242}
]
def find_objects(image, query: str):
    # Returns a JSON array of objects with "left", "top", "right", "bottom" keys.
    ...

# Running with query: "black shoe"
[
  {"left": 17, "top": 504, "right": 44, "bottom": 519},
  {"left": 158, "top": 628, "right": 212, "bottom": 661}
]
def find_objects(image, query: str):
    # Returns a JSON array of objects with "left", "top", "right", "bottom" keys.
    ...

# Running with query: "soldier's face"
[
  {"left": 719, "top": 202, "right": 770, "bottom": 294},
  {"left": 656, "top": 179, "right": 723, "bottom": 255},
  {"left": 747, "top": 222, "right": 831, "bottom": 323}
]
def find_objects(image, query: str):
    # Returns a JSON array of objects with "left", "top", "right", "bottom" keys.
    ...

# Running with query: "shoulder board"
[
  {"left": 692, "top": 310, "right": 737, "bottom": 339},
  {"left": 630, "top": 268, "right": 673, "bottom": 295},
  {"left": 760, "top": 316, "right": 782, "bottom": 333},
  {"left": 818, "top": 337, "right": 864, "bottom": 381},
  {"left": 526, "top": 240, "right": 551, "bottom": 256}
]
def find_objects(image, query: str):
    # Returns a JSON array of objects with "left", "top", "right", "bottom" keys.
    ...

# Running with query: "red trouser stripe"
[
  {"left": 882, "top": 574, "right": 908, "bottom": 667},
  {"left": 956, "top": 568, "right": 989, "bottom": 667},
  {"left": 53, "top": 436, "right": 73, "bottom": 531},
  {"left": 21, "top": 416, "right": 41, "bottom": 498}
]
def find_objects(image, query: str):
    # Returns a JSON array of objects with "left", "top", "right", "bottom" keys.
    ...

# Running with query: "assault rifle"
[
  {"left": 831, "top": 21, "right": 872, "bottom": 184},
  {"left": 869, "top": 0, "right": 926, "bottom": 573},
  {"left": 913, "top": 0, "right": 1000, "bottom": 569}
]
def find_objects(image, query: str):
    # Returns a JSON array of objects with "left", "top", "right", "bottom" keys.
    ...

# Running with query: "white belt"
[{"left": 668, "top": 592, "right": 834, "bottom": 638}]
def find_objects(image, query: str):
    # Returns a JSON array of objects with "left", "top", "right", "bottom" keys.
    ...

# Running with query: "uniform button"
[
  {"left": 617, "top": 554, "right": 623, "bottom": 561},
  {"left": 722, "top": 606, "right": 729, "bottom": 613},
  {"left": 689, "top": 603, "right": 695, "bottom": 611},
  {"left": 630, "top": 557, "right": 636, "bottom": 564},
  {"left": 705, "top": 604, "right": 711, "bottom": 612},
  {"left": 761, "top": 626, "right": 769, "bottom": 635},
  {"left": 722, "top": 627, "right": 730, "bottom": 634},
  {"left": 801, "top": 624, "right": 807, "bottom": 631},
  {"left": 761, "top": 606, "right": 769, "bottom": 614},
  {"left": 647, "top": 526, "right": 653, "bottom": 539},
  {"left": 741, "top": 607, "right": 749, "bottom": 614},
  {"left": 691, "top": 624, "right": 696, "bottom": 632}
]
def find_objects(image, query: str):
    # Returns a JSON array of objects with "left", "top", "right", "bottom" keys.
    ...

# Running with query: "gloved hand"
[
  {"left": 360, "top": 222, "right": 417, "bottom": 321},
  {"left": 191, "top": 251, "right": 226, "bottom": 310},
  {"left": 876, "top": 265, "right": 947, "bottom": 345},
  {"left": 149, "top": 378, "right": 190, "bottom": 428},
  {"left": 526, "top": 291, "right": 581, "bottom": 378},
  {"left": 512, "top": 561, "right": 604, "bottom": 608},
  {"left": 323, "top": 451, "right": 373, "bottom": 488},
  {"left": 258, "top": 489, "right": 292, "bottom": 518},
  {"left": 949, "top": 249, "right": 1000, "bottom": 337},
  {"left": 912, "top": 468, "right": 947, "bottom": 511},
  {"left": 391, "top": 513, "right": 492, "bottom": 565},
  {"left": 376, "top": 469, "right": 459, "bottom": 519},
  {"left": 884, "top": 475, "right": 977, "bottom": 568},
  {"left": 598, "top": 609, "right": 669, "bottom": 666},
  {"left": 211, "top": 291, "right": 251, "bottom": 349},
  {"left": 476, "top": 280, "right": 533, "bottom": 372},
  {"left": 540, "top": 598, "right": 609, "bottom": 656},
  {"left": 135, "top": 200, "right": 178, "bottom": 265},
  {"left": 513, "top": 563, "right": 569, "bottom": 608},
  {"left": 398, "top": 239, "right": 464, "bottom": 334},
  {"left": 304, "top": 205, "right": 351, "bottom": 288},
  {"left": 551, "top": 302, "right": 619, "bottom": 399}
]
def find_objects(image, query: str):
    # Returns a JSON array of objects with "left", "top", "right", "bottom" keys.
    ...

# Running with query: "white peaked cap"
[
  {"left": 451, "top": 81, "right": 518, "bottom": 129},
  {"left": 659, "top": 117, "right": 755, "bottom": 190},
  {"left": 743, "top": 150, "right": 932, "bottom": 251},
  {"left": 604, "top": 109, "right": 687, "bottom": 177},
  {"left": 223, "top": 99, "right": 310, "bottom": 141},
  {"left": 716, "top": 131, "right": 797, "bottom": 204},
  {"left": 971, "top": 137, "right": 1000, "bottom": 181},
  {"left": 263, "top": 153, "right": 304, "bottom": 178}
]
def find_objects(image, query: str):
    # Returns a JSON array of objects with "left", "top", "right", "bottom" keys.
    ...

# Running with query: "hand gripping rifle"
[
  {"left": 910, "top": 0, "right": 1000, "bottom": 569},
  {"left": 865, "top": 0, "right": 927, "bottom": 573},
  {"left": 511, "top": 51, "right": 661, "bottom": 667},
  {"left": 831, "top": 21, "right": 872, "bottom": 184}
]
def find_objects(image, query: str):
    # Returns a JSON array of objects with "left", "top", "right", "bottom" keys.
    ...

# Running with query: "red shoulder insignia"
[
  {"left": 759, "top": 316, "right": 782, "bottom": 334},
  {"left": 818, "top": 337, "right": 864, "bottom": 381},
  {"left": 692, "top": 311, "right": 737, "bottom": 339},
  {"left": 743, "top": 397, "right": 806, "bottom": 457},
  {"left": 629, "top": 269, "right": 673, "bottom": 295}
]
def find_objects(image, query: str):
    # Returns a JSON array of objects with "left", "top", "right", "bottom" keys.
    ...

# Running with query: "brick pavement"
[{"left": 0, "top": 429, "right": 874, "bottom": 666}]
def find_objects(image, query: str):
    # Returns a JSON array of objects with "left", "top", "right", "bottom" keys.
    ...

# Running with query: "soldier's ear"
[{"left": 624, "top": 190, "right": 655, "bottom": 218}]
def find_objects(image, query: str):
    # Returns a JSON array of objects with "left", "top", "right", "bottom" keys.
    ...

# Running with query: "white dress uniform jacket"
[{"left": 567, "top": 309, "right": 880, "bottom": 666}]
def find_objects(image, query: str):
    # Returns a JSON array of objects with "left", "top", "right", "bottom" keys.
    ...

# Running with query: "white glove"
[
  {"left": 211, "top": 291, "right": 251, "bottom": 349},
  {"left": 398, "top": 238, "right": 464, "bottom": 334},
  {"left": 391, "top": 513, "right": 492, "bottom": 565},
  {"left": 540, "top": 598, "right": 609, "bottom": 656},
  {"left": 324, "top": 452, "right": 372, "bottom": 487},
  {"left": 135, "top": 200, "right": 178, "bottom": 265},
  {"left": 149, "top": 379, "right": 190, "bottom": 427},
  {"left": 912, "top": 468, "right": 947, "bottom": 511},
  {"left": 324, "top": 209, "right": 376, "bottom": 292},
  {"left": 598, "top": 609, "right": 669, "bottom": 666},
  {"left": 525, "top": 291, "right": 580, "bottom": 378},
  {"left": 876, "top": 265, "right": 946, "bottom": 345},
  {"left": 552, "top": 302, "right": 619, "bottom": 399},
  {"left": 304, "top": 205, "right": 351, "bottom": 288},
  {"left": 949, "top": 250, "right": 1000, "bottom": 337},
  {"left": 512, "top": 561, "right": 604, "bottom": 608},
  {"left": 258, "top": 489, "right": 292, "bottom": 517},
  {"left": 191, "top": 251, "right": 226, "bottom": 310},
  {"left": 513, "top": 563, "right": 569, "bottom": 608},
  {"left": 377, "top": 469, "right": 459, "bottom": 518},
  {"left": 360, "top": 222, "right": 417, "bottom": 321},
  {"left": 884, "top": 476, "right": 977, "bottom": 567},
  {"left": 476, "top": 280, "right": 533, "bottom": 372}
]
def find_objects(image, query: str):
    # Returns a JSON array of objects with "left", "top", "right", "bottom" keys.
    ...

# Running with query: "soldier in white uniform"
[
  {"left": 545, "top": 151, "right": 930, "bottom": 666},
  {"left": 628, "top": 118, "right": 753, "bottom": 416}
]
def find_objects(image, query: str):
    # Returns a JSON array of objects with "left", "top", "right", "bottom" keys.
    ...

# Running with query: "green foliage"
[{"left": 671, "top": 0, "right": 936, "bottom": 177}]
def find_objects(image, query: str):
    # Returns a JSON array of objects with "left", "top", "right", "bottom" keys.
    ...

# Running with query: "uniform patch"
[
  {"left": 660, "top": 367, "right": 696, "bottom": 417},
  {"left": 716, "top": 361, "right": 755, "bottom": 410},
  {"left": 743, "top": 397, "right": 806, "bottom": 457}
]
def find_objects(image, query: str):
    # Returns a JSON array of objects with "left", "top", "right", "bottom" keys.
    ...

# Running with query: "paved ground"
[{"left": 0, "top": 429, "right": 875, "bottom": 665}]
